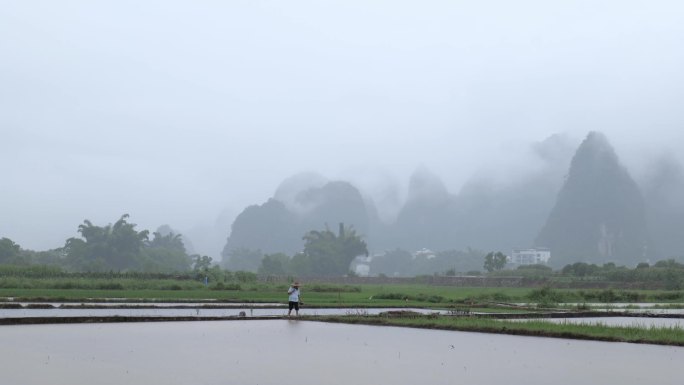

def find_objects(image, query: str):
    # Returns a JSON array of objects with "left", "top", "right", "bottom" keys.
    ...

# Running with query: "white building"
[
  {"left": 413, "top": 248, "right": 436, "bottom": 259},
  {"left": 351, "top": 255, "right": 373, "bottom": 277},
  {"left": 354, "top": 263, "right": 370, "bottom": 276},
  {"left": 509, "top": 248, "right": 551, "bottom": 265}
]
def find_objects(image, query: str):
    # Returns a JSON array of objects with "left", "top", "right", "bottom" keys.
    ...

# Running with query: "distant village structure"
[
  {"left": 509, "top": 248, "right": 551, "bottom": 265},
  {"left": 352, "top": 254, "right": 374, "bottom": 276},
  {"left": 413, "top": 248, "right": 436, "bottom": 259}
]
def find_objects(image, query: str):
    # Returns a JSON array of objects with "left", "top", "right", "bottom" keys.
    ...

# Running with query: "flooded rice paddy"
[
  {"left": 0, "top": 306, "right": 438, "bottom": 319},
  {"left": 1, "top": 320, "right": 681, "bottom": 385},
  {"left": 518, "top": 317, "right": 684, "bottom": 328},
  {"left": 3, "top": 302, "right": 684, "bottom": 329}
]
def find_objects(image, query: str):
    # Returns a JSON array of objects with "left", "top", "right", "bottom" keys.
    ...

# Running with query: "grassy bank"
[
  {"left": 311, "top": 314, "right": 684, "bottom": 346},
  {"left": 1, "top": 278, "right": 683, "bottom": 308},
  {"left": 0, "top": 279, "right": 534, "bottom": 305}
]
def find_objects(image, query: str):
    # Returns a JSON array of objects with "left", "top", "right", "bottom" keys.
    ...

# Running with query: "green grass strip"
[{"left": 310, "top": 315, "right": 684, "bottom": 347}]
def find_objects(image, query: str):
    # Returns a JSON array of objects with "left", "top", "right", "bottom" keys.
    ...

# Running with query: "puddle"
[{"left": 0, "top": 320, "right": 680, "bottom": 385}]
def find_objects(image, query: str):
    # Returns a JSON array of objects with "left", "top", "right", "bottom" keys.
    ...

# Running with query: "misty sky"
[{"left": 2, "top": 1, "right": 684, "bottom": 255}]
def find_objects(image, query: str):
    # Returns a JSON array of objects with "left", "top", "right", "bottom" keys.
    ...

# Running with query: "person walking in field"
[{"left": 287, "top": 281, "right": 301, "bottom": 317}]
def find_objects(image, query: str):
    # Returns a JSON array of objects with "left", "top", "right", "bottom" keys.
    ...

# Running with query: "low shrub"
[
  {"left": 211, "top": 282, "right": 241, "bottom": 291},
  {"left": 476, "top": 291, "right": 512, "bottom": 302},
  {"left": 653, "top": 292, "right": 684, "bottom": 301},
  {"left": 527, "top": 286, "right": 566, "bottom": 303},
  {"left": 234, "top": 271, "right": 257, "bottom": 283},
  {"left": 96, "top": 282, "right": 124, "bottom": 290},
  {"left": 307, "top": 284, "right": 361, "bottom": 293},
  {"left": 373, "top": 292, "right": 407, "bottom": 300},
  {"left": 372, "top": 292, "right": 445, "bottom": 303}
]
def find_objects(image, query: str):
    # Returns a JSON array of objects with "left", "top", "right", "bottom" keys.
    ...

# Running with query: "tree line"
[
  {"left": 1, "top": 216, "right": 369, "bottom": 277},
  {"left": 224, "top": 223, "right": 368, "bottom": 276},
  {"left": 3, "top": 215, "right": 684, "bottom": 288},
  {"left": 1, "top": 215, "right": 206, "bottom": 273}
]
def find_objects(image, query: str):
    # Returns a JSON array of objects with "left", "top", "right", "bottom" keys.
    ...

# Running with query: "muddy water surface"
[
  {"left": 0, "top": 307, "right": 437, "bottom": 318},
  {"left": 0, "top": 320, "right": 680, "bottom": 385}
]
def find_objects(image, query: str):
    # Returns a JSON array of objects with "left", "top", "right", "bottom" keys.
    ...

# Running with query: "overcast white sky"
[{"left": 2, "top": 1, "right": 684, "bottom": 254}]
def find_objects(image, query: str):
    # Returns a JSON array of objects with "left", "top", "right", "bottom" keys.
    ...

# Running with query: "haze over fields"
[{"left": 2, "top": 1, "right": 684, "bottom": 262}]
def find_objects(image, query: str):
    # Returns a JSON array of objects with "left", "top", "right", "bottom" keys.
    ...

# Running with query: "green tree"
[
  {"left": 297, "top": 223, "right": 368, "bottom": 276},
  {"left": 483, "top": 251, "right": 507, "bottom": 272},
  {"left": 140, "top": 232, "right": 191, "bottom": 273},
  {"left": 289, "top": 252, "right": 314, "bottom": 276},
  {"left": 369, "top": 249, "right": 412, "bottom": 277},
  {"left": 147, "top": 231, "right": 186, "bottom": 253},
  {"left": 192, "top": 255, "right": 213, "bottom": 272},
  {"left": 222, "top": 248, "right": 263, "bottom": 272},
  {"left": 258, "top": 253, "right": 290, "bottom": 275},
  {"left": 0, "top": 238, "right": 23, "bottom": 265},
  {"left": 654, "top": 259, "right": 684, "bottom": 269},
  {"left": 25, "top": 248, "right": 65, "bottom": 266},
  {"left": 64, "top": 214, "right": 149, "bottom": 271},
  {"left": 561, "top": 262, "right": 600, "bottom": 277}
]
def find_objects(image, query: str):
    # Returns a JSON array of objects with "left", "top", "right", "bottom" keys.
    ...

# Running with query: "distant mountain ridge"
[
  {"left": 536, "top": 132, "right": 649, "bottom": 266},
  {"left": 222, "top": 180, "right": 370, "bottom": 260},
  {"left": 222, "top": 132, "right": 683, "bottom": 269},
  {"left": 641, "top": 154, "right": 684, "bottom": 260}
]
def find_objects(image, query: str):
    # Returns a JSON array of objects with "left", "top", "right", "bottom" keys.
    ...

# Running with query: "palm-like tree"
[
  {"left": 66, "top": 214, "right": 149, "bottom": 271},
  {"left": 301, "top": 223, "right": 368, "bottom": 276}
]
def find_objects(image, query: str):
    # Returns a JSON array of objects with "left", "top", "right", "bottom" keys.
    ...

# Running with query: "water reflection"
[{"left": 0, "top": 320, "right": 680, "bottom": 385}]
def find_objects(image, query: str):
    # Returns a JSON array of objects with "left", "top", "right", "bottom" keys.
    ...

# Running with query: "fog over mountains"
[
  {"left": 4, "top": 1, "right": 684, "bottom": 267},
  {"left": 537, "top": 132, "right": 649, "bottom": 266},
  {"left": 641, "top": 155, "right": 684, "bottom": 260},
  {"left": 221, "top": 132, "right": 684, "bottom": 267}
]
